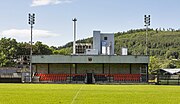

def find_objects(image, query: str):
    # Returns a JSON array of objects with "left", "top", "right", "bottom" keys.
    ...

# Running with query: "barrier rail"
[{"left": 157, "top": 75, "right": 180, "bottom": 85}]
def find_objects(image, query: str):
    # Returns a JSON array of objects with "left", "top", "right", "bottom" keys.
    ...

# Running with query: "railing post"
[{"left": 178, "top": 75, "right": 180, "bottom": 85}]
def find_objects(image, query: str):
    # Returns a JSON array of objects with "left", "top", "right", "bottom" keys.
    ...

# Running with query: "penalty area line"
[{"left": 71, "top": 85, "right": 84, "bottom": 104}]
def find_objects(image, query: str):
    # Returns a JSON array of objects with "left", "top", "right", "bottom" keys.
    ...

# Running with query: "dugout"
[
  {"left": 156, "top": 68, "right": 180, "bottom": 85},
  {"left": 32, "top": 55, "right": 149, "bottom": 84}
]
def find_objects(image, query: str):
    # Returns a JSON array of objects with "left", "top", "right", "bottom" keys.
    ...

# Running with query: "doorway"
[{"left": 86, "top": 73, "right": 93, "bottom": 84}]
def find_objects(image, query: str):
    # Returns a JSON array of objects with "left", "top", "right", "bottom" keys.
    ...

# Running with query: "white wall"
[
  {"left": 93, "top": 31, "right": 114, "bottom": 55},
  {"left": 100, "top": 33, "right": 114, "bottom": 55},
  {"left": 93, "top": 31, "right": 101, "bottom": 54}
]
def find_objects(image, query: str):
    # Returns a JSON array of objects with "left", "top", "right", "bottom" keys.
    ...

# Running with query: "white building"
[{"left": 93, "top": 31, "right": 114, "bottom": 55}]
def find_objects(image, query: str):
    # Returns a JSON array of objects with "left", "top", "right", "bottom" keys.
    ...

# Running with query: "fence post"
[
  {"left": 167, "top": 75, "right": 169, "bottom": 85},
  {"left": 157, "top": 70, "right": 160, "bottom": 85},
  {"left": 178, "top": 75, "right": 180, "bottom": 85}
]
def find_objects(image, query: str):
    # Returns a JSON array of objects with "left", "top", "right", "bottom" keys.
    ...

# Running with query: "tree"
[
  {"left": 17, "top": 42, "right": 30, "bottom": 55},
  {"left": 53, "top": 47, "right": 72, "bottom": 55},
  {"left": 0, "top": 52, "right": 8, "bottom": 67},
  {"left": 149, "top": 56, "right": 161, "bottom": 73},
  {"left": 33, "top": 41, "right": 52, "bottom": 55},
  {"left": 0, "top": 38, "right": 18, "bottom": 66}
]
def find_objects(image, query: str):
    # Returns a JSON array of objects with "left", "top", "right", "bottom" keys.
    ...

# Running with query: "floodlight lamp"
[{"left": 72, "top": 18, "right": 77, "bottom": 21}]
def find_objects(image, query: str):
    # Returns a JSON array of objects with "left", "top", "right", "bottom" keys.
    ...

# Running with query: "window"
[{"left": 104, "top": 37, "right": 107, "bottom": 40}]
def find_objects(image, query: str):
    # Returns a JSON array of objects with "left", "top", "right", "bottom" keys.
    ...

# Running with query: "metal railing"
[{"left": 157, "top": 75, "right": 180, "bottom": 85}]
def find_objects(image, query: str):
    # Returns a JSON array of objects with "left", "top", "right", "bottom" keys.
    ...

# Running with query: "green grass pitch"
[{"left": 0, "top": 84, "right": 180, "bottom": 104}]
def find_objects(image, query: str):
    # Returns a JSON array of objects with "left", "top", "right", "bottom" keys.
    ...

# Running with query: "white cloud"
[
  {"left": 1, "top": 29, "right": 59, "bottom": 39},
  {"left": 31, "top": 0, "right": 72, "bottom": 7}
]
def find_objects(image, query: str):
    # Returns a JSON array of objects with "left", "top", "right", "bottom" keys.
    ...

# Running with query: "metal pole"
[
  {"left": 30, "top": 25, "right": 33, "bottom": 82},
  {"left": 74, "top": 20, "right": 76, "bottom": 54},
  {"left": 28, "top": 13, "right": 35, "bottom": 83},
  {"left": 146, "top": 25, "right": 148, "bottom": 55},
  {"left": 73, "top": 18, "right": 77, "bottom": 55}
]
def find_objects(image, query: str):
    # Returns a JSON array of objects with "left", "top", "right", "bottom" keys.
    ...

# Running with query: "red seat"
[
  {"left": 35, "top": 73, "right": 69, "bottom": 81},
  {"left": 113, "top": 74, "right": 141, "bottom": 82}
]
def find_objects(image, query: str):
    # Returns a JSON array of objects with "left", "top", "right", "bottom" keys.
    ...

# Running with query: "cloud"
[
  {"left": 31, "top": 0, "right": 72, "bottom": 7},
  {"left": 1, "top": 29, "right": 59, "bottom": 39}
]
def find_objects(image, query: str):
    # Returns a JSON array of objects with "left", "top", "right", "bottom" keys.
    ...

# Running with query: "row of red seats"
[
  {"left": 35, "top": 73, "right": 141, "bottom": 81},
  {"left": 113, "top": 74, "right": 141, "bottom": 81},
  {"left": 113, "top": 74, "right": 140, "bottom": 77},
  {"left": 35, "top": 73, "right": 86, "bottom": 81},
  {"left": 40, "top": 76, "right": 67, "bottom": 81},
  {"left": 35, "top": 73, "right": 68, "bottom": 81},
  {"left": 35, "top": 73, "right": 69, "bottom": 77}
]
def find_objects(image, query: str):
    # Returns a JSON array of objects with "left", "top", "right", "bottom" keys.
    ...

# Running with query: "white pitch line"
[{"left": 71, "top": 85, "right": 84, "bottom": 104}]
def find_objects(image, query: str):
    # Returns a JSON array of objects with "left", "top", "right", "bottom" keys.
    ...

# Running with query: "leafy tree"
[
  {"left": 17, "top": 42, "right": 30, "bottom": 55},
  {"left": 0, "top": 52, "right": 8, "bottom": 67},
  {"left": 149, "top": 56, "right": 161, "bottom": 73},
  {"left": 33, "top": 41, "right": 52, "bottom": 55},
  {"left": 53, "top": 47, "right": 72, "bottom": 55},
  {"left": 0, "top": 38, "right": 18, "bottom": 66}
]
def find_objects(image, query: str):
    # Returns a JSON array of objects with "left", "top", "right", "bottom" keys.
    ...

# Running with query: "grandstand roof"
[{"left": 32, "top": 55, "right": 149, "bottom": 64}]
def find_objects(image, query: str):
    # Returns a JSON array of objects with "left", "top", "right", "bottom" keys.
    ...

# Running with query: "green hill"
[
  {"left": 115, "top": 29, "right": 180, "bottom": 57},
  {"left": 58, "top": 29, "right": 180, "bottom": 71},
  {"left": 60, "top": 29, "right": 180, "bottom": 58}
]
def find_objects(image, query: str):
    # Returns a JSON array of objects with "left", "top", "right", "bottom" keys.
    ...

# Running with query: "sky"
[{"left": 0, "top": 0, "right": 180, "bottom": 46}]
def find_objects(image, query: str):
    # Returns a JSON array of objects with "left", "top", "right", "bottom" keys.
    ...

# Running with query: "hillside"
[
  {"left": 59, "top": 29, "right": 180, "bottom": 71},
  {"left": 61, "top": 29, "right": 180, "bottom": 58},
  {"left": 115, "top": 29, "right": 180, "bottom": 56}
]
